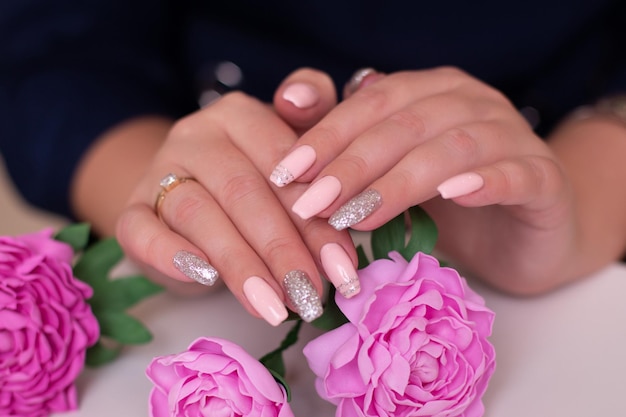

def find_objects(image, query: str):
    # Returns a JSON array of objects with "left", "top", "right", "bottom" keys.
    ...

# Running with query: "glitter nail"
[
  {"left": 328, "top": 189, "right": 383, "bottom": 230},
  {"left": 173, "top": 250, "right": 219, "bottom": 286},
  {"left": 337, "top": 277, "right": 361, "bottom": 298},
  {"left": 269, "top": 164, "right": 294, "bottom": 187},
  {"left": 283, "top": 270, "right": 323, "bottom": 322}
]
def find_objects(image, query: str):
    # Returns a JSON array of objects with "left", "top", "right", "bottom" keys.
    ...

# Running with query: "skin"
[{"left": 71, "top": 67, "right": 626, "bottom": 321}]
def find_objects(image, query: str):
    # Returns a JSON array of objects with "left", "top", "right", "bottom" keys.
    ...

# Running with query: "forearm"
[
  {"left": 70, "top": 116, "right": 173, "bottom": 237},
  {"left": 548, "top": 114, "right": 626, "bottom": 277}
]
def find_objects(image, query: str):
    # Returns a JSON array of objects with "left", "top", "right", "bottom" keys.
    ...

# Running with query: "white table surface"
[{"left": 54, "top": 259, "right": 626, "bottom": 417}]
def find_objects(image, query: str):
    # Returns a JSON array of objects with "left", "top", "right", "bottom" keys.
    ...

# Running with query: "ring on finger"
[
  {"left": 155, "top": 173, "right": 196, "bottom": 221},
  {"left": 344, "top": 67, "right": 381, "bottom": 97}
]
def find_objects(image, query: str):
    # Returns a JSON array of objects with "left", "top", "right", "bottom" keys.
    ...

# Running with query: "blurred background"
[{"left": 0, "top": 154, "right": 67, "bottom": 234}]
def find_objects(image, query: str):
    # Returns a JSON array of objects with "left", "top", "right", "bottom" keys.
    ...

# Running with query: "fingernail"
[
  {"left": 283, "top": 270, "right": 323, "bottom": 322},
  {"left": 243, "top": 276, "right": 289, "bottom": 326},
  {"left": 282, "top": 82, "right": 319, "bottom": 109},
  {"left": 437, "top": 172, "right": 484, "bottom": 199},
  {"left": 270, "top": 145, "right": 316, "bottom": 187},
  {"left": 173, "top": 250, "right": 219, "bottom": 286},
  {"left": 328, "top": 189, "right": 383, "bottom": 231},
  {"left": 292, "top": 176, "right": 342, "bottom": 219},
  {"left": 320, "top": 243, "right": 360, "bottom": 298}
]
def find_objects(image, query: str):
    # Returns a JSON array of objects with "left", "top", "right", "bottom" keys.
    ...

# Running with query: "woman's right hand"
[{"left": 116, "top": 69, "right": 358, "bottom": 326}]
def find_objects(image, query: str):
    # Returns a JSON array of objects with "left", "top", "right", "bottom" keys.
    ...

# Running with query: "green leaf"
[
  {"left": 259, "top": 320, "right": 303, "bottom": 378},
  {"left": 311, "top": 286, "right": 349, "bottom": 331},
  {"left": 97, "top": 311, "right": 153, "bottom": 345},
  {"left": 260, "top": 350, "right": 286, "bottom": 379},
  {"left": 356, "top": 244, "right": 370, "bottom": 269},
  {"left": 268, "top": 369, "right": 292, "bottom": 402},
  {"left": 371, "top": 212, "right": 406, "bottom": 260},
  {"left": 400, "top": 206, "right": 438, "bottom": 259},
  {"left": 368, "top": 206, "right": 439, "bottom": 262},
  {"left": 86, "top": 341, "right": 122, "bottom": 367},
  {"left": 73, "top": 238, "right": 124, "bottom": 286},
  {"left": 88, "top": 275, "right": 163, "bottom": 313},
  {"left": 54, "top": 223, "right": 91, "bottom": 252}
]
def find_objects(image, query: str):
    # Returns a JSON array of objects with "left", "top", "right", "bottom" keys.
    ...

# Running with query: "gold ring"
[{"left": 154, "top": 173, "right": 194, "bottom": 220}]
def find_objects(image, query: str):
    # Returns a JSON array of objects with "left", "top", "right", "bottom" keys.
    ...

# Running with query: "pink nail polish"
[
  {"left": 292, "top": 176, "right": 342, "bottom": 219},
  {"left": 243, "top": 276, "right": 289, "bottom": 327},
  {"left": 437, "top": 172, "right": 484, "bottom": 199},
  {"left": 320, "top": 243, "right": 360, "bottom": 298},
  {"left": 282, "top": 83, "right": 319, "bottom": 109},
  {"left": 270, "top": 145, "right": 316, "bottom": 187}
]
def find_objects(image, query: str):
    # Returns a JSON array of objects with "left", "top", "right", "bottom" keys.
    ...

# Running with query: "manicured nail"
[
  {"left": 320, "top": 243, "right": 360, "bottom": 298},
  {"left": 282, "top": 82, "right": 319, "bottom": 109},
  {"left": 173, "top": 250, "right": 219, "bottom": 286},
  {"left": 270, "top": 145, "right": 316, "bottom": 187},
  {"left": 328, "top": 189, "right": 382, "bottom": 231},
  {"left": 283, "top": 270, "right": 323, "bottom": 322},
  {"left": 292, "top": 176, "right": 342, "bottom": 220},
  {"left": 243, "top": 276, "right": 289, "bottom": 326},
  {"left": 437, "top": 172, "right": 484, "bottom": 199}
]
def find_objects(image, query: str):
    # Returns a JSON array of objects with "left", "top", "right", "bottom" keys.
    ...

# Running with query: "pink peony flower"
[
  {"left": 0, "top": 229, "right": 99, "bottom": 417},
  {"left": 304, "top": 252, "right": 496, "bottom": 417},
  {"left": 146, "top": 337, "right": 295, "bottom": 417}
]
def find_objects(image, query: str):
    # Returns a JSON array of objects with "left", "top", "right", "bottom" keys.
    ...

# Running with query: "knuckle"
[
  {"left": 263, "top": 235, "right": 297, "bottom": 264},
  {"left": 168, "top": 114, "right": 198, "bottom": 143},
  {"left": 442, "top": 127, "right": 480, "bottom": 160},
  {"left": 389, "top": 109, "right": 427, "bottom": 137},
  {"left": 338, "top": 152, "right": 370, "bottom": 180},
  {"left": 141, "top": 228, "right": 171, "bottom": 265},
  {"left": 170, "top": 193, "right": 207, "bottom": 225},
  {"left": 309, "top": 123, "right": 344, "bottom": 148},
  {"left": 527, "top": 156, "right": 561, "bottom": 193},
  {"left": 220, "top": 173, "right": 265, "bottom": 209},
  {"left": 115, "top": 207, "right": 168, "bottom": 261},
  {"left": 353, "top": 84, "right": 392, "bottom": 112}
]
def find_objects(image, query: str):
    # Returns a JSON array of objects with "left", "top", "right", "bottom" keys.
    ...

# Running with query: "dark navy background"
[{"left": 1, "top": 0, "right": 625, "bottom": 217}]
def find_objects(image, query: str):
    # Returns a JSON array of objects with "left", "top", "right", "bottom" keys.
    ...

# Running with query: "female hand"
[
  {"left": 270, "top": 67, "right": 580, "bottom": 294},
  {"left": 116, "top": 69, "right": 362, "bottom": 326}
]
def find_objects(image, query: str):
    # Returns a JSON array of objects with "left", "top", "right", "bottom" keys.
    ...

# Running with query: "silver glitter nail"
[
  {"left": 173, "top": 250, "right": 219, "bottom": 286},
  {"left": 328, "top": 189, "right": 382, "bottom": 230},
  {"left": 270, "top": 164, "right": 294, "bottom": 187},
  {"left": 283, "top": 270, "right": 323, "bottom": 322}
]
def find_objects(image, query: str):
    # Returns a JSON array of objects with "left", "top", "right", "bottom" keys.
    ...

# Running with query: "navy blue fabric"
[{"left": 1, "top": 0, "right": 625, "bottom": 217}]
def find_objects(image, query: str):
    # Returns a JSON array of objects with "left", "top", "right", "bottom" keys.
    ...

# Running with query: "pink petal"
[{"left": 303, "top": 324, "right": 357, "bottom": 376}]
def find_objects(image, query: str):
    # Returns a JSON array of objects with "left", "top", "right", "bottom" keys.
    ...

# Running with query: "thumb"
[{"left": 273, "top": 68, "right": 337, "bottom": 135}]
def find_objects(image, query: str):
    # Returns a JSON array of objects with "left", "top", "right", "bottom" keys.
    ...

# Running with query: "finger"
[
  {"left": 116, "top": 202, "right": 219, "bottom": 286},
  {"left": 289, "top": 92, "right": 514, "bottom": 221},
  {"left": 269, "top": 67, "right": 476, "bottom": 186},
  {"left": 206, "top": 94, "right": 361, "bottom": 301},
  {"left": 156, "top": 177, "right": 294, "bottom": 325},
  {"left": 273, "top": 67, "right": 338, "bottom": 133},
  {"left": 326, "top": 121, "right": 543, "bottom": 231},
  {"left": 437, "top": 155, "right": 566, "bottom": 211},
  {"left": 180, "top": 94, "right": 357, "bottom": 316},
  {"left": 204, "top": 100, "right": 360, "bottom": 301}
]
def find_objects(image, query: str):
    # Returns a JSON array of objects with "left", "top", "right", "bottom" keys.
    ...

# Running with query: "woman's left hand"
[{"left": 270, "top": 67, "right": 575, "bottom": 294}]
